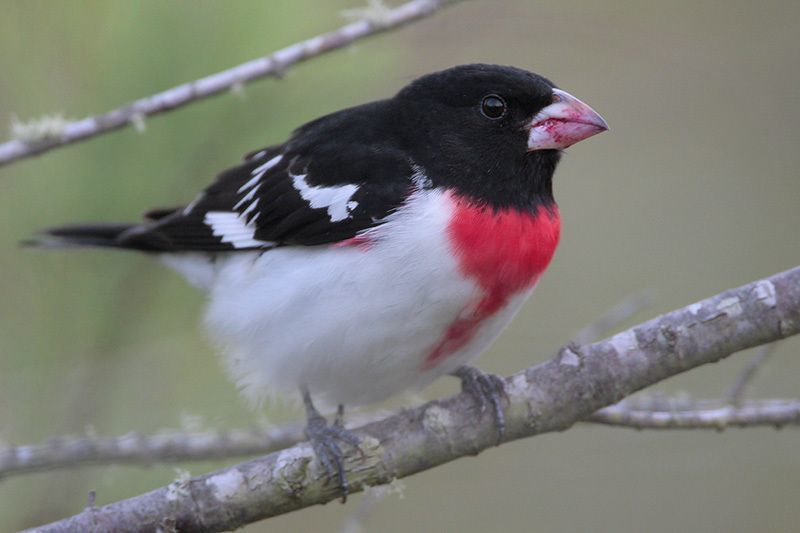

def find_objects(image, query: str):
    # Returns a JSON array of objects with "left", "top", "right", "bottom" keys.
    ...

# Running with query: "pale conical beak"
[{"left": 527, "top": 88, "right": 609, "bottom": 151}]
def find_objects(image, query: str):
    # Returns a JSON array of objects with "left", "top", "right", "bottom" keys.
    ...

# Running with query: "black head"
[{"left": 392, "top": 64, "right": 607, "bottom": 210}]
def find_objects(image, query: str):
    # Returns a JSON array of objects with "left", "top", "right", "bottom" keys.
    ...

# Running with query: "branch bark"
[
  {"left": 0, "top": 426, "right": 305, "bottom": 480},
  {"left": 0, "top": 0, "right": 466, "bottom": 168},
  {"left": 586, "top": 399, "right": 800, "bottom": 430},
  {"left": 26, "top": 265, "right": 800, "bottom": 532},
  {"left": 5, "top": 395, "right": 797, "bottom": 480},
  {"left": 1, "top": 292, "right": 652, "bottom": 479}
]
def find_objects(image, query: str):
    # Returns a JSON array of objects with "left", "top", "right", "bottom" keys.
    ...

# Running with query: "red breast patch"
[{"left": 423, "top": 192, "right": 560, "bottom": 368}]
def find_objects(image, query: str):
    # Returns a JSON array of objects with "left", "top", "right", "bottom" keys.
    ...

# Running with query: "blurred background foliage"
[{"left": 1, "top": 1, "right": 798, "bottom": 531}]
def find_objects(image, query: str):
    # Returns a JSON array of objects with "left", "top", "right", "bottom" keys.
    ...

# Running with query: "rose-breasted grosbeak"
[{"left": 30, "top": 64, "right": 607, "bottom": 498}]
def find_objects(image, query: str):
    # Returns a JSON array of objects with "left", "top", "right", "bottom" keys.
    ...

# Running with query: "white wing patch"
[
  {"left": 238, "top": 154, "right": 283, "bottom": 194},
  {"left": 233, "top": 183, "right": 261, "bottom": 210},
  {"left": 204, "top": 151, "right": 361, "bottom": 246},
  {"left": 206, "top": 154, "right": 283, "bottom": 248},
  {"left": 291, "top": 172, "right": 359, "bottom": 223},
  {"left": 204, "top": 211, "right": 272, "bottom": 249},
  {"left": 183, "top": 191, "right": 206, "bottom": 215}
]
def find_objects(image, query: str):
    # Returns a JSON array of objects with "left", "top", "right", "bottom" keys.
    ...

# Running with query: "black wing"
[{"left": 119, "top": 142, "right": 416, "bottom": 252}]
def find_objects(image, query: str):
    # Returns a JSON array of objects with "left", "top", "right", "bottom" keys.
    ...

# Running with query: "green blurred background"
[{"left": 1, "top": 1, "right": 798, "bottom": 531}]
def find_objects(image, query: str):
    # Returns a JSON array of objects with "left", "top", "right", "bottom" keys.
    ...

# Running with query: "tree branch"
[
  {"left": 586, "top": 398, "right": 800, "bottom": 430},
  {"left": 0, "top": 0, "right": 466, "bottom": 168},
  {"left": 6, "top": 394, "right": 797, "bottom": 481},
  {"left": 726, "top": 342, "right": 779, "bottom": 406},
  {"left": 26, "top": 266, "right": 800, "bottom": 532},
  {"left": 1, "top": 292, "right": 652, "bottom": 479},
  {"left": 0, "top": 426, "right": 305, "bottom": 480}
]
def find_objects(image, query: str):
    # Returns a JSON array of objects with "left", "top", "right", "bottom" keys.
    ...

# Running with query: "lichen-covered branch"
[
  {"left": 5, "top": 395, "right": 797, "bottom": 480},
  {"left": 586, "top": 398, "right": 800, "bottom": 430},
  {"left": 0, "top": 0, "right": 466, "bottom": 168},
  {"left": 0, "top": 426, "right": 307, "bottom": 480},
  {"left": 26, "top": 266, "right": 800, "bottom": 532},
  {"left": 2, "top": 292, "right": 653, "bottom": 479}
]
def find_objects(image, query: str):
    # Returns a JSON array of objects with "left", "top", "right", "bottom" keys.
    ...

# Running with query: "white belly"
[{"left": 165, "top": 190, "right": 536, "bottom": 407}]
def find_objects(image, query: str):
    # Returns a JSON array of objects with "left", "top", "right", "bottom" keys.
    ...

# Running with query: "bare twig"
[
  {"left": 0, "top": 0, "right": 467, "bottom": 168},
  {"left": 6, "top": 395, "right": 798, "bottom": 481},
  {"left": 0, "top": 293, "right": 653, "bottom": 480},
  {"left": 26, "top": 266, "right": 800, "bottom": 532},
  {"left": 727, "top": 342, "right": 780, "bottom": 406},
  {"left": 586, "top": 398, "right": 800, "bottom": 430},
  {"left": 561, "top": 289, "right": 655, "bottom": 350},
  {"left": 0, "top": 412, "right": 384, "bottom": 480},
  {"left": 0, "top": 425, "right": 302, "bottom": 480}
]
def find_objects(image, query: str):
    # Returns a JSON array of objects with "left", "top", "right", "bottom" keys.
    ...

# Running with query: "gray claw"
[
  {"left": 454, "top": 366, "right": 507, "bottom": 444},
  {"left": 302, "top": 392, "right": 361, "bottom": 502}
]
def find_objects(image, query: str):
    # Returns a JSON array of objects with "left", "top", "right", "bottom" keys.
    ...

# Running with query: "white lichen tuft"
[
  {"left": 560, "top": 349, "right": 581, "bottom": 367},
  {"left": 422, "top": 405, "right": 452, "bottom": 434},
  {"left": 166, "top": 468, "right": 192, "bottom": 502},
  {"left": 610, "top": 329, "right": 638, "bottom": 357},
  {"left": 130, "top": 112, "right": 147, "bottom": 133},
  {"left": 686, "top": 302, "right": 703, "bottom": 315},
  {"left": 341, "top": 0, "right": 394, "bottom": 27},
  {"left": 715, "top": 296, "right": 743, "bottom": 317},
  {"left": 230, "top": 80, "right": 247, "bottom": 100},
  {"left": 10, "top": 113, "right": 70, "bottom": 143},
  {"left": 754, "top": 280, "right": 777, "bottom": 307},
  {"left": 206, "top": 468, "right": 247, "bottom": 501},
  {"left": 506, "top": 373, "right": 528, "bottom": 397}
]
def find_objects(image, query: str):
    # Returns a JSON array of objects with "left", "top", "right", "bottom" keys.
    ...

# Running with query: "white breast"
[{"left": 164, "top": 189, "right": 536, "bottom": 407}]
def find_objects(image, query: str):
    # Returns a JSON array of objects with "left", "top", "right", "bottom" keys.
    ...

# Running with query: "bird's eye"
[{"left": 480, "top": 94, "right": 506, "bottom": 119}]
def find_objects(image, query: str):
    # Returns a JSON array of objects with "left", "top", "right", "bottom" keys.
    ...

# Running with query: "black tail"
[{"left": 22, "top": 223, "right": 139, "bottom": 249}]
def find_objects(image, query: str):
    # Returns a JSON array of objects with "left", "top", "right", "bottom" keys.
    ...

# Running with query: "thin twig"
[
  {"left": 1, "top": 292, "right": 650, "bottom": 480},
  {"left": 25, "top": 265, "right": 800, "bottom": 532},
  {"left": 5, "top": 395, "right": 799, "bottom": 481},
  {"left": 0, "top": 425, "right": 302, "bottom": 480},
  {"left": 0, "top": 411, "right": 382, "bottom": 480},
  {"left": 562, "top": 289, "right": 655, "bottom": 350},
  {"left": 727, "top": 342, "right": 780, "bottom": 406},
  {"left": 0, "top": 0, "right": 467, "bottom": 168},
  {"left": 586, "top": 398, "right": 800, "bottom": 430}
]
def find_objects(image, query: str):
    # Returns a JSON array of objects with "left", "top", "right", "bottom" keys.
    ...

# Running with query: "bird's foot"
[
  {"left": 302, "top": 392, "right": 361, "bottom": 502},
  {"left": 453, "top": 365, "right": 507, "bottom": 444}
]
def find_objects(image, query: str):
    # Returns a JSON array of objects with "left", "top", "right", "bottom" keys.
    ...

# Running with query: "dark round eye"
[{"left": 480, "top": 94, "right": 506, "bottom": 119}]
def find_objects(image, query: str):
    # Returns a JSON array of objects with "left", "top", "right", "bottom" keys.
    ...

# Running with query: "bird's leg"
[
  {"left": 301, "top": 388, "right": 361, "bottom": 502},
  {"left": 452, "top": 365, "right": 507, "bottom": 444},
  {"left": 333, "top": 404, "right": 346, "bottom": 429}
]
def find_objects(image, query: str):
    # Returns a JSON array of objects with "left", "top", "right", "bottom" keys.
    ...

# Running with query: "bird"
[{"left": 28, "top": 64, "right": 607, "bottom": 499}]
